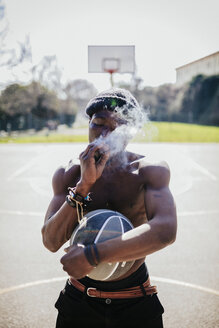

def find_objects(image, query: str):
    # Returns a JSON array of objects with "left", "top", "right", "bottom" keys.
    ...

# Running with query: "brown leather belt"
[{"left": 69, "top": 276, "right": 157, "bottom": 299}]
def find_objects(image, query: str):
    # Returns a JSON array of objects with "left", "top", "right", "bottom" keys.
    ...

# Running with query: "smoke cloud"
[{"left": 93, "top": 103, "right": 149, "bottom": 164}]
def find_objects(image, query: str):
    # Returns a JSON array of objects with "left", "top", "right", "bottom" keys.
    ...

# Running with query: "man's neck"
[{"left": 106, "top": 151, "right": 129, "bottom": 168}]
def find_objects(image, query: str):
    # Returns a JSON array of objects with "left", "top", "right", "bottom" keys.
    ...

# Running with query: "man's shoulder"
[
  {"left": 138, "top": 158, "right": 170, "bottom": 189},
  {"left": 52, "top": 160, "right": 80, "bottom": 194}
]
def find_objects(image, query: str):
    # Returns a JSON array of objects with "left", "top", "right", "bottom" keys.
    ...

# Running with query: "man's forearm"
[
  {"left": 42, "top": 182, "right": 93, "bottom": 252},
  {"left": 98, "top": 216, "right": 176, "bottom": 263},
  {"left": 41, "top": 202, "right": 78, "bottom": 252}
]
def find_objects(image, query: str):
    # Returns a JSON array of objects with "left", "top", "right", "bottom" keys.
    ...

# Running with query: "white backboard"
[{"left": 88, "top": 45, "right": 135, "bottom": 74}]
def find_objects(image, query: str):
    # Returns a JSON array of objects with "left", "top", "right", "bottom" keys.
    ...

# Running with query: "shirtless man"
[{"left": 41, "top": 88, "right": 177, "bottom": 328}]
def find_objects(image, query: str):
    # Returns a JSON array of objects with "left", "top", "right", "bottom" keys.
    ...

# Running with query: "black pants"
[{"left": 55, "top": 264, "right": 164, "bottom": 328}]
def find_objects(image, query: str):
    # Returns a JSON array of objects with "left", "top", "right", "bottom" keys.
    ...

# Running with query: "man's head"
[
  {"left": 85, "top": 88, "right": 140, "bottom": 121},
  {"left": 85, "top": 88, "right": 142, "bottom": 142}
]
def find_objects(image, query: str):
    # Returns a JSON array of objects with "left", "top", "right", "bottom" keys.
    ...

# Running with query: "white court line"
[
  {"left": 0, "top": 277, "right": 66, "bottom": 295},
  {"left": 179, "top": 210, "right": 219, "bottom": 217},
  {"left": 173, "top": 180, "right": 193, "bottom": 197},
  {"left": 0, "top": 210, "right": 44, "bottom": 217},
  {"left": 189, "top": 158, "right": 217, "bottom": 181},
  {"left": 28, "top": 178, "right": 51, "bottom": 197},
  {"left": 151, "top": 276, "right": 219, "bottom": 296},
  {"left": 0, "top": 276, "right": 218, "bottom": 296},
  {"left": 7, "top": 151, "right": 46, "bottom": 182},
  {"left": 1, "top": 209, "right": 219, "bottom": 218},
  {"left": 7, "top": 158, "right": 38, "bottom": 181}
]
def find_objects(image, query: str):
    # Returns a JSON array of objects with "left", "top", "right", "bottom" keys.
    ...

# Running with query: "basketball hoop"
[
  {"left": 88, "top": 45, "right": 135, "bottom": 87},
  {"left": 103, "top": 58, "right": 120, "bottom": 86},
  {"left": 104, "top": 68, "right": 118, "bottom": 74}
]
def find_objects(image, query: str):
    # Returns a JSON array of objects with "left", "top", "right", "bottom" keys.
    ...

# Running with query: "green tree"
[
  {"left": 0, "top": 82, "right": 63, "bottom": 131},
  {"left": 181, "top": 74, "right": 219, "bottom": 125},
  {"left": 64, "top": 79, "right": 97, "bottom": 114}
]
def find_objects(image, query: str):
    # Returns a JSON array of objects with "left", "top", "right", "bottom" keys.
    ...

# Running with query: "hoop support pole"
[{"left": 110, "top": 72, "right": 114, "bottom": 87}]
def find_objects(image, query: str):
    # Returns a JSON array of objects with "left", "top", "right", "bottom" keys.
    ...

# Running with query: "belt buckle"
[{"left": 87, "top": 287, "right": 97, "bottom": 297}]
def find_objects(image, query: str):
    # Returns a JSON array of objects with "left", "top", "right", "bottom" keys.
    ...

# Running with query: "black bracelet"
[{"left": 84, "top": 245, "right": 97, "bottom": 267}]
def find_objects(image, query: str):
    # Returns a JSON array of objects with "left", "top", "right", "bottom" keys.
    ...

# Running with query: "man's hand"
[
  {"left": 76, "top": 143, "right": 110, "bottom": 195},
  {"left": 60, "top": 244, "right": 93, "bottom": 279}
]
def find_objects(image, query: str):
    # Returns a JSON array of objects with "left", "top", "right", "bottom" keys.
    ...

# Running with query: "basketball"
[{"left": 70, "top": 209, "right": 134, "bottom": 281}]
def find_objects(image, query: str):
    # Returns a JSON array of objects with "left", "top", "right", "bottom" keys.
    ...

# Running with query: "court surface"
[{"left": 0, "top": 142, "right": 218, "bottom": 328}]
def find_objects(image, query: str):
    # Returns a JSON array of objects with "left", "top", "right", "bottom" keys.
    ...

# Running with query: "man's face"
[{"left": 89, "top": 109, "right": 126, "bottom": 143}]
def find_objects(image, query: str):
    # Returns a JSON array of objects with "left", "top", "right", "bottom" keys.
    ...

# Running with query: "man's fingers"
[
  {"left": 91, "top": 144, "right": 110, "bottom": 157},
  {"left": 79, "top": 144, "right": 97, "bottom": 160},
  {"left": 79, "top": 144, "right": 96, "bottom": 159},
  {"left": 80, "top": 142, "right": 110, "bottom": 162},
  {"left": 63, "top": 244, "right": 78, "bottom": 254},
  {"left": 64, "top": 244, "right": 84, "bottom": 254},
  {"left": 98, "top": 150, "right": 110, "bottom": 166}
]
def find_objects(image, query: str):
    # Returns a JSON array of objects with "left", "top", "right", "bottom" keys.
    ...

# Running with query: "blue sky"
[{"left": 2, "top": 0, "right": 219, "bottom": 91}]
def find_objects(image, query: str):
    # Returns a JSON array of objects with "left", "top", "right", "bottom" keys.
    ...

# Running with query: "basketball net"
[{"left": 103, "top": 58, "right": 120, "bottom": 87}]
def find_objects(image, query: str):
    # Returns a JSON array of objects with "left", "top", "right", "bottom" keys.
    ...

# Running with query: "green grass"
[
  {"left": 0, "top": 134, "right": 89, "bottom": 143},
  {"left": 0, "top": 122, "right": 219, "bottom": 143},
  {"left": 134, "top": 122, "right": 219, "bottom": 143}
]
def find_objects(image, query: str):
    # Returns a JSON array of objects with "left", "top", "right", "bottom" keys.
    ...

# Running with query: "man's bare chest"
[{"left": 87, "top": 171, "right": 147, "bottom": 225}]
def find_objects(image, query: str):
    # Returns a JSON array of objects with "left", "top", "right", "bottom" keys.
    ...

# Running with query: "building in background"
[{"left": 176, "top": 51, "right": 219, "bottom": 85}]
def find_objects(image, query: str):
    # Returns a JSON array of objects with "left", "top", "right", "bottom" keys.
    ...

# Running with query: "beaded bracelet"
[
  {"left": 68, "top": 187, "right": 91, "bottom": 208},
  {"left": 66, "top": 187, "right": 92, "bottom": 223}
]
